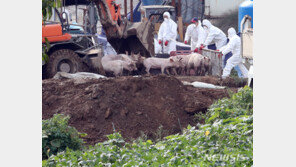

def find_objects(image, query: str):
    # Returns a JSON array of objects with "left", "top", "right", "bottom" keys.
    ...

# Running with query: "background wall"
[{"left": 204, "top": 0, "right": 245, "bottom": 18}]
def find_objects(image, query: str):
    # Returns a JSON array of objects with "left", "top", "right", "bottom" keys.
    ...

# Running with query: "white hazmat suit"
[
  {"left": 202, "top": 19, "right": 227, "bottom": 49},
  {"left": 184, "top": 21, "right": 207, "bottom": 50},
  {"left": 154, "top": 38, "right": 162, "bottom": 54},
  {"left": 158, "top": 12, "right": 177, "bottom": 54},
  {"left": 221, "top": 28, "right": 248, "bottom": 79}
]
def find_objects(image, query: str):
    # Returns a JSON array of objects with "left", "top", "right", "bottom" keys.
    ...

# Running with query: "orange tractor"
[{"left": 42, "top": 0, "right": 154, "bottom": 78}]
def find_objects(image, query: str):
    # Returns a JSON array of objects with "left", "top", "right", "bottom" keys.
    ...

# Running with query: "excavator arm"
[
  {"left": 57, "top": 0, "right": 154, "bottom": 57},
  {"left": 94, "top": 0, "right": 123, "bottom": 38},
  {"left": 93, "top": 0, "right": 154, "bottom": 57}
]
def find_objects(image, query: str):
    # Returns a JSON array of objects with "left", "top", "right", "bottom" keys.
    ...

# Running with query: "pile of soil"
[{"left": 42, "top": 75, "right": 235, "bottom": 145}]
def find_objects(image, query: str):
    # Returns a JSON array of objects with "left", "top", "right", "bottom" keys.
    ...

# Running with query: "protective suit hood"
[
  {"left": 228, "top": 28, "right": 236, "bottom": 38},
  {"left": 196, "top": 20, "right": 202, "bottom": 27},
  {"left": 202, "top": 19, "right": 212, "bottom": 29},
  {"left": 163, "top": 12, "right": 171, "bottom": 20}
]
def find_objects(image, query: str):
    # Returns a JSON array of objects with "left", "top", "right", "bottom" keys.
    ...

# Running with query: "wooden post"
[
  {"left": 172, "top": 0, "right": 176, "bottom": 7},
  {"left": 75, "top": 0, "right": 78, "bottom": 22},
  {"left": 130, "top": 0, "right": 133, "bottom": 22},
  {"left": 124, "top": 0, "right": 127, "bottom": 17},
  {"left": 178, "top": 0, "right": 181, "bottom": 17},
  {"left": 178, "top": 17, "right": 184, "bottom": 41}
]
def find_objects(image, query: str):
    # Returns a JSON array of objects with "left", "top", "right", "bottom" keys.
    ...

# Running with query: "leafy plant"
[
  {"left": 43, "top": 87, "right": 253, "bottom": 166},
  {"left": 194, "top": 111, "right": 207, "bottom": 123},
  {"left": 42, "top": 38, "right": 50, "bottom": 64},
  {"left": 42, "top": 114, "right": 86, "bottom": 159},
  {"left": 42, "top": 0, "right": 61, "bottom": 65},
  {"left": 206, "top": 86, "right": 253, "bottom": 124},
  {"left": 154, "top": 125, "right": 167, "bottom": 141},
  {"left": 42, "top": 0, "right": 61, "bottom": 21}
]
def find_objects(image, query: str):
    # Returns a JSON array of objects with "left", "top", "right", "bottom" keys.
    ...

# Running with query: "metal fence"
[
  {"left": 169, "top": 49, "right": 222, "bottom": 77},
  {"left": 201, "top": 48, "right": 223, "bottom": 77}
]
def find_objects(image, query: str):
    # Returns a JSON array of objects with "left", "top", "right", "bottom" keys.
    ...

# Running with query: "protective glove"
[
  {"left": 165, "top": 40, "right": 169, "bottom": 46},
  {"left": 200, "top": 44, "right": 205, "bottom": 50},
  {"left": 159, "top": 40, "right": 162, "bottom": 44},
  {"left": 194, "top": 48, "right": 198, "bottom": 52},
  {"left": 184, "top": 41, "right": 187, "bottom": 44}
]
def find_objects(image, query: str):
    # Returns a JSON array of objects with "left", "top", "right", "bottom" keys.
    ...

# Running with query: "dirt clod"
[{"left": 105, "top": 108, "right": 112, "bottom": 119}]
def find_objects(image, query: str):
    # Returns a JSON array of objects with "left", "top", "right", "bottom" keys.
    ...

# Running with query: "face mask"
[{"left": 164, "top": 18, "right": 169, "bottom": 23}]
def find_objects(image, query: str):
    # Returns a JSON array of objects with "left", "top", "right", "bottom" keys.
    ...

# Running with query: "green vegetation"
[
  {"left": 42, "top": 38, "right": 50, "bottom": 64},
  {"left": 42, "top": 0, "right": 61, "bottom": 64},
  {"left": 43, "top": 87, "right": 253, "bottom": 166},
  {"left": 42, "top": 0, "right": 61, "bottom": 21},
  {"left": 42, "top": 114, "right": 86, "bottom": 159}
]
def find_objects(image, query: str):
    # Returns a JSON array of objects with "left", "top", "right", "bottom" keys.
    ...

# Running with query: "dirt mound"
[{"left": 43, "top": 75, "right": 233, "bottom": 145}]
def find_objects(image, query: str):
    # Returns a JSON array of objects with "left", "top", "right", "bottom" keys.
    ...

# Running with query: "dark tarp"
[{"left": 64, "top": 0, "right": 91, "bottom": 6}]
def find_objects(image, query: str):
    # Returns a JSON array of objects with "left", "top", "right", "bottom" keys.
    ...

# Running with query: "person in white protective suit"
[
  {"left": 221, "top": 28, "right": 248, "bottom": 79},
  {"left": 201, "top": 19, "right": 227, "bottom": 50},
  {"left": 184, "top": 17, "right": 207, "bottom": 52},
  {"left": 158, "top": 12, "right": 178, "bottom": 54},
  {"left": 154, "top": 38, "right": 162, "bottom": 54}
]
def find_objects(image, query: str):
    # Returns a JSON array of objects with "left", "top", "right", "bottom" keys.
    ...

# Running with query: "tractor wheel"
[{"left": 46, "top": 49, "right": 84, "bottom": 78}]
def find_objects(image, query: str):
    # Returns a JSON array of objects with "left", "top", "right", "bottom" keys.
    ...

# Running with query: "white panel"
[{"left": 242, "top": 29, "right": 253, "bottom": 59}]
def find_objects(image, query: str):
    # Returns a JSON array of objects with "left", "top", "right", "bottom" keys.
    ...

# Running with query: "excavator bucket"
[
  {"left": 111, "top": 20, "right": 155, "bottom": 57},
  {"left": 95, "top": 0, "right": 154, "bottom": 57},
  {"left": 124, "top": 20, "right": 155, "bottom": 57}
]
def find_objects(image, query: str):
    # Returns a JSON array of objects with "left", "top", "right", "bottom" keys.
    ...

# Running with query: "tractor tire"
[{"left": 46, "top": 49, "right": 84, "bottom": 78}]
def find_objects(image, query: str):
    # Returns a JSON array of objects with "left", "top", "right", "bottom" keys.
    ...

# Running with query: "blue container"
[
  {"left": 238, "top": 0, "right": 253, "bottom": 32},
  {"left": 142, "top": 0, "right": 163, "bottom": 6},
  {"left": 127, "top": 0, "right": 142, "bottom": 22}
]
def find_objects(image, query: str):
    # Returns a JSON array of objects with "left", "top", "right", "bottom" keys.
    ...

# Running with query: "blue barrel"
[
  {"left": 142, "top": 0, "right": 163, "bottom": 6},
  {"left": 238, "top": 0, "right": 253, "bottom": 32}
]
